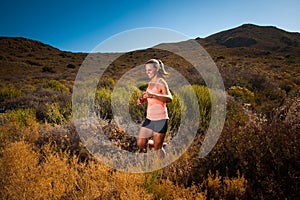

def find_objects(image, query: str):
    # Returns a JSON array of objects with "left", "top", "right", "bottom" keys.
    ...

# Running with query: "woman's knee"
[{"left": 137, "top": 138, "right": 147, "bottom": 148}]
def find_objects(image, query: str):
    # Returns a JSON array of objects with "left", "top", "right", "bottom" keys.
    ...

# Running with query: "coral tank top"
[{"left": 146, "top": 80, "right": 168, "bottom": 120}]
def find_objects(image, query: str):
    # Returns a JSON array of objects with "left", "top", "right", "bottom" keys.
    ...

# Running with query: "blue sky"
[{"left": 0, "top": 0, "right": 299, "bottom": 52}]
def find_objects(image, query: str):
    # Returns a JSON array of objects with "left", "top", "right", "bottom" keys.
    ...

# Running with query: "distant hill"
[
  {"left": 0, "top": 36, "right": 61, "bottom": 55},
  {"left": 201, "top": 24, "right": 300, "bottom": 54}
]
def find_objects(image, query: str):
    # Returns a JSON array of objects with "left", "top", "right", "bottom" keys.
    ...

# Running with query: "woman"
[{"left": 136, "top": 59, "right": 172, "bottom": 158}]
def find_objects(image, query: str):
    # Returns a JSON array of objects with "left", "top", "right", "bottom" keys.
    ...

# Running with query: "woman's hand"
[
  {"left": 137, "top": 92, "right": 149, "bottom": 105},
  {"left": 137, "top": 97, "right": 145, "bottom": 105}
]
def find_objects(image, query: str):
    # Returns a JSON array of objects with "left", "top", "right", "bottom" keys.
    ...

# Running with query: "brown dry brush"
[{"left": 0, "top": 109, "right": 251, "bottom": 200}]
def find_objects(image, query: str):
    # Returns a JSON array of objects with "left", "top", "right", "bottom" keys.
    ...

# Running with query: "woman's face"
[{"left": 145, "top": 63, "right": 157, "bottom": 79}]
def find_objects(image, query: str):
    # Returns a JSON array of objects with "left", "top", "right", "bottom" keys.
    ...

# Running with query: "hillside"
[
  {"left": 0, "top": 36, "right": 86, "bottom": 82},
  {"left": 0, "top": 24, "right": 299, "bottom": 199}
]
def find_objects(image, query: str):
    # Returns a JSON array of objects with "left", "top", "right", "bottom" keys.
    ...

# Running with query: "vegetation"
[
  {"left": 0, "top": 24, "right": 299, "bottom": 199},
  {"left": 43, "top": 80, "right": 70, "bottom": 93},
  {"left": 0, "top": 111, "right": 250, "bottom": 199},
  {"left": 0, "top": 86, "right": 22, "bottom": 102}
]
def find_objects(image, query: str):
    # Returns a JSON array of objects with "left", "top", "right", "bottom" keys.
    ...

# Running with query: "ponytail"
[
  {"left": 146, "top": 59, "right": 168, "bottom": 76},
  {"left": 157, "top": 59, "right": 168, "bottom": 76}
]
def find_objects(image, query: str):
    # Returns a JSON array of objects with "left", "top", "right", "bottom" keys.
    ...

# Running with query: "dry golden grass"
[{"left": 0, "top": 115, "right": 251, "bottom": 199}]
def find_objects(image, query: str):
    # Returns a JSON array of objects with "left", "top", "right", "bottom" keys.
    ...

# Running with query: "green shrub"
[
  {"left": 95, "top": 88, "right": 112, "bottom": 119},
  {"left": 43, "top": 80, "right": 69, "bottom": 93},
  {"left": 6, "top": 108, "right": 36, "bottom": 127},
  {"left": 228, "top": 85, "right": 255, "bottom": 105},
  {"left": 45, "top": 102, "right": 69, "bottom": 124},
  {"left": 129, "top": 88, "right": 146, "bottom": 123},
  {"left": 110, "top": 85, "right": 146, "bottom": 123},
  {"left": 162, "top": 85, "right": 212, "bottom": 138},
  {"left": 254, "top": 88, "right": 286, "bottom": 119},
  {"left": 167, "top": 93, "right": 183, "bottom": 133},
  {"left": 0, "top": 86, "right": 22, "bottom": 102},
  {"left": 192, "top": 85, "right": 212, "bottom": 129},
  {"left": 225, "top": 99, "right": 248, "bottom": 127}
]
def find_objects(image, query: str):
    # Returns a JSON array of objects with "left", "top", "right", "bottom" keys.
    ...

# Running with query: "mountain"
[
  {"left": 0, "top": 36, "right": 61, "bottom": 55},
  {"left": 201, "top": 24, "right": 300, "bottom": 54}
]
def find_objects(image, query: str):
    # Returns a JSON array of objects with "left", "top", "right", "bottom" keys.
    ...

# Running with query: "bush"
[
  {"left": 129, "top": 87, "right": 146, "bottom": 123},
  {"left": 0, "top": 109, "right": 39, "bottom": 147},
  {"left": 6, "top": 108, "right": 36, "bottom": 126},
  {"left": 110, "top": 85, "right": 146, "bottom": 123},
  {"left": 45, "top": 102, "right": 71, "bottom": 124},
  {"left": 167, "top": 94, "right": 183, "bottom": 133},
  {"left": 205, "top": 170, "right": 248, "bottom": 199},
  {"left": 43, "top": 80, "right": 69, "bottom": 93},
  {"left": 0, "top": 94, "right": 297, "bottom": 199},
  {"left": 0, "top": 86, "right": 22, "bottom": 102},
  {"left": 192, "top": 98, "right": 299, "bottom": 199},
  {"left": 192, "top": 85, "right": 212, "bottom": 130},
  {"left": 176, "top": 85, "right": 211, "bottom": 130},
  {"left": 95, "top": 88, "right": 112, "bottom": 119},
  {"left": 228, "top": 85, "right": 255, "bottom": 106}
]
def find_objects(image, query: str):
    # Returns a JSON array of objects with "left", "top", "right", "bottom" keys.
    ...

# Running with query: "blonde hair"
[{"left": 146, "top": 59, "right": 168, "bottom": 76}]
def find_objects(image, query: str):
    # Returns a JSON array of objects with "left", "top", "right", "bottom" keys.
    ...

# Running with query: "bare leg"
[
  {"left": 153, "top": 133, "right": 165, "bottom": 150},
  {"left": 137, "top": 127, "right": 153, "bottom": 149},
  {"left": 153, "top": 132, "right": 166, "bottom": 158}
]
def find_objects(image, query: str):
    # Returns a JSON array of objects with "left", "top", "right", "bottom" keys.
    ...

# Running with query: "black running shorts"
[{"left": 142, "top": 118, "right": 168, "bottom": 134}]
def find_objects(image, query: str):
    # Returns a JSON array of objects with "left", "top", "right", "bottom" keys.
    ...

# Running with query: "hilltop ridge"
[{"left": 201, "top": 24, "right": 300, "bottom": 54}]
